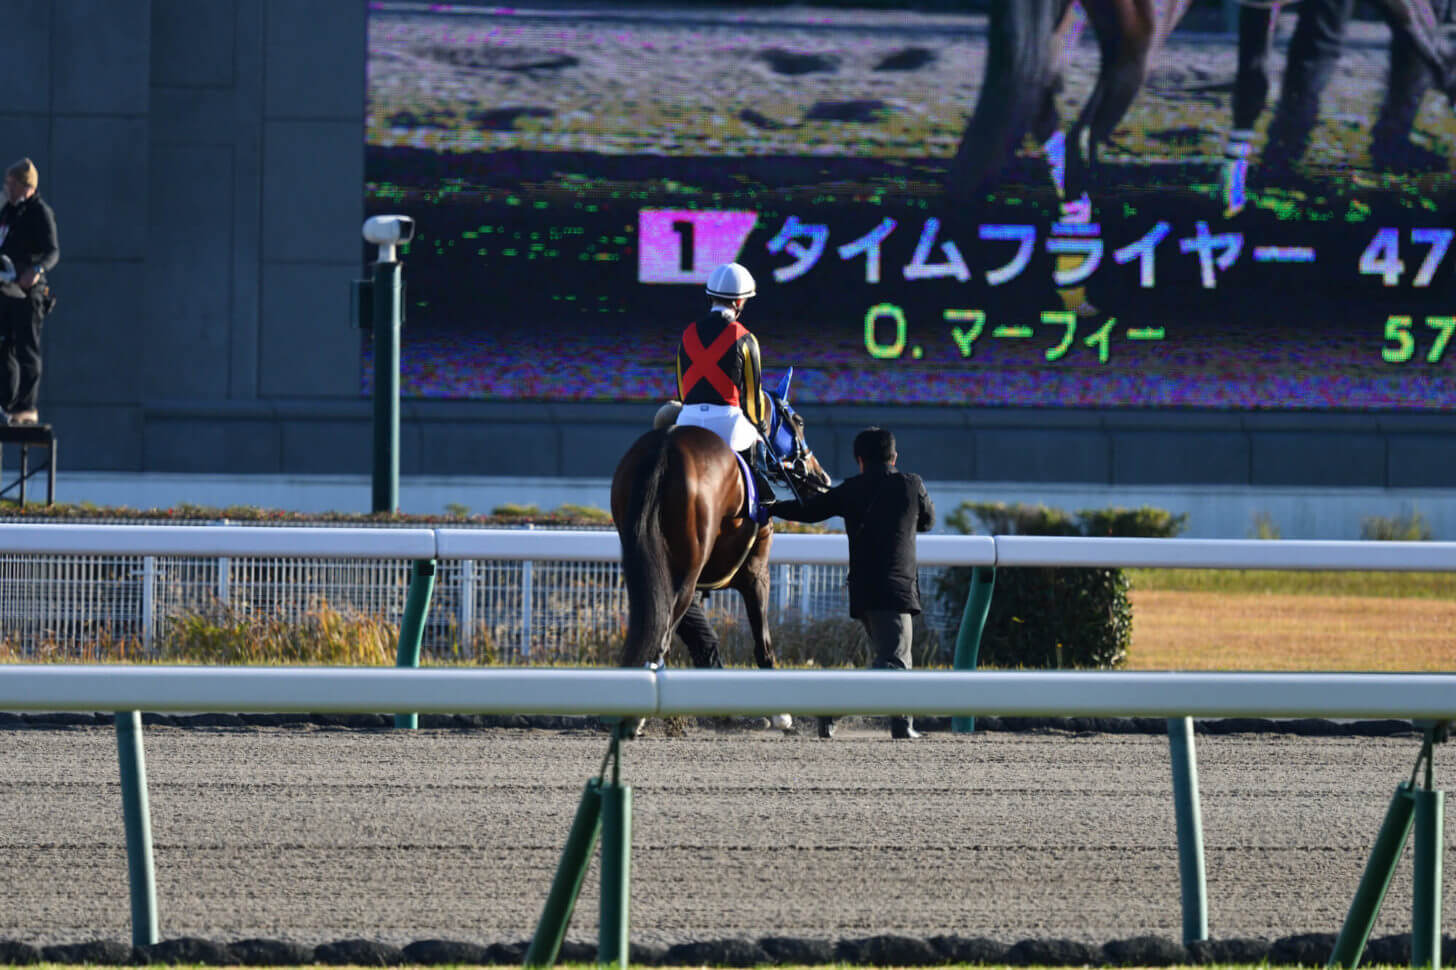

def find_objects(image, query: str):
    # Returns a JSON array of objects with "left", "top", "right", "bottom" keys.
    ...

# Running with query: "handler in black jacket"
[
  {"left": 0, "top": 158, "right": 60, "bottom": 425},
  {"left": 767, "top": 427, "right": 935, "bottom": 740}
]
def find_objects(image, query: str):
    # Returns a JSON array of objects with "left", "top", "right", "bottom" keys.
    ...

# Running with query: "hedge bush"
[{"left": 935, "top": 503, "right": 1187, "bottom": 670}]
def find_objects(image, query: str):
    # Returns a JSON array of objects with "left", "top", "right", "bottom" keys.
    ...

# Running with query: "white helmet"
[{"left": 705, "top": 262, "right": 756, "bottom": 300}]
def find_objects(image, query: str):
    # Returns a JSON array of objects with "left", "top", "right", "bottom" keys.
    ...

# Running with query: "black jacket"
[
  {"left": 0, "top": 193, "right": 60, "bottom": 281},
  {"left": 772, "top": 463, "right": 934, "bottom": 617}
]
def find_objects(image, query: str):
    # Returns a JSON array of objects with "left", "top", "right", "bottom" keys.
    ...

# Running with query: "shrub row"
[{"left": 934, "top": 503, "right": 1186, "bottom": 670}]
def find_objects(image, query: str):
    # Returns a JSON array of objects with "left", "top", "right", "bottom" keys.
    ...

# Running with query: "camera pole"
[
  {"left": 371, "top": 255, "right": 401, "bottom": 514},
  {"left": 358, "top": 216, "right": 412, "bottom": 514}
]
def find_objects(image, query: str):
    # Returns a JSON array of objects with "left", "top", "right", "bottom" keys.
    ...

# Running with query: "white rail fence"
[
  {"left": 5, "top": 525, "right": 1455, "bottom": 661},
  {"left": 2, "top": 525, "right": 1453, "bottom": 962},
  {"left": 0, "top": 526, "right": 956, "bottom": 659},
  {"left": 2, "top": 665, "right": 1455, "bottom": 719}
]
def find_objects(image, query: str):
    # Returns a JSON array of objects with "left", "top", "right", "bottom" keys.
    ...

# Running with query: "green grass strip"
[{"left": 1128, "top": 567, "right": 1456, "bottom": 599}]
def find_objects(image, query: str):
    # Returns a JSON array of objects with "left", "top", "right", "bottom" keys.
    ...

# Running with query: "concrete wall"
[
  {"left": 5, "top": 0, "right": 363, "bottom": 470},
  {"left": 4, "top": 0, "right": 1453, "bottom": 511}
]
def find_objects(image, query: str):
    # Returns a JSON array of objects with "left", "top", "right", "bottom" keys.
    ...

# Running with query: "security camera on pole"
[{"left": 358, "top": 215, "right": 415, "bottom": 514}]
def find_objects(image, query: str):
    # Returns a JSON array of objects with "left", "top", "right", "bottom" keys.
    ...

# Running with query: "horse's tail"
[
  {"left": 948, "top": 0, "right": 1062, "bottom": 200},
  {"left": 618, "top": 429, "right": 676, "bottom": 669}
]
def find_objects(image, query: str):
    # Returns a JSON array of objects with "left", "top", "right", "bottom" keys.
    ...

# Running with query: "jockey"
[{"left": 674, "top": 261, "right": 775, "bottom": 502}]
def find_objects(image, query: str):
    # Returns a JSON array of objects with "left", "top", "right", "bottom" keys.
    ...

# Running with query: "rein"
[{"left": 767, "top": 396, "right": 829, "bottom": 497}]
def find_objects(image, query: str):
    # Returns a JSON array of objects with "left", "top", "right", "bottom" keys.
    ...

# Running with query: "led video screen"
[{"left": 365, "top": 2, "right": 1456, "bottom": 409}]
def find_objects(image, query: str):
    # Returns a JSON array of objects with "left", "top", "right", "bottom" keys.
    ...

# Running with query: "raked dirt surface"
[{"left": 1, "top": 723, "right": 1452, "bottom": 948}]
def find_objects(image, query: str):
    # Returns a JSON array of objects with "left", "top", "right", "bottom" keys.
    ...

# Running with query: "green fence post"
[
  {"left": 951, "top": 565, "right": 995, "bottom": 734},
  {"left": 524, "top": 779, "right": 605, "bottom": 968},
  {"left": 1328, "top": 783, "right": 1418, "bottom": 969},
  {"left": 115, "top": 711, "right": 159, "bottom": 947},
  {"left": 1167, "top": 716, "right": 1208, "bottom": 944},
  {"left": 598, "top": 782, "right": 633, "bottom": 968},
  {"left": 394, "top": 558, "right": 437, "bottom": 730},
  {"left": 1411, "top": 787, "right": 1444, "bottom": 969}
]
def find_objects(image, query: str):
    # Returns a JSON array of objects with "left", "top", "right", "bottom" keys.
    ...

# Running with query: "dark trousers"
[
  {"left": 1265, "top": 0, "right": 1437, "bottom": 167},
  {"left": 862, "top": 610, "right": 913, "bottom": 671},
  {"left": 0, "top": 292, "right": 43, "bottom": 413},
  {"left": 863, "top": 609, "right": 915, "bottom": 733}
]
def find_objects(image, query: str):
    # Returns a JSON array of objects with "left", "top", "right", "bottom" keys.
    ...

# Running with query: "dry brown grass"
[{"left": 1128, "top": 589, "right": 1456, "bottom": 672}]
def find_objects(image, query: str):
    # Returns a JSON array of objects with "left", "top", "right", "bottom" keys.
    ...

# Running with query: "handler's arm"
[{"left": 769, "top": 481, "right": 845, "bottom": 525}]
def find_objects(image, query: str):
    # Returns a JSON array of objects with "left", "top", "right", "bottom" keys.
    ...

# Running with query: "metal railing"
[
  {"left": 2, "top": 526, "right": 1453, "bottom": 967},
  {"left": 0, "top": 523, "right": 960, "bottom": 659},
  {"left": 6, "top": 527, "right": 1456, "bottom": 660}
]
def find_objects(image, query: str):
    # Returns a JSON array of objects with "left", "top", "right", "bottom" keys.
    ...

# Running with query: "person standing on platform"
[{"left": 0, "top": 158, "right": 59, "bottom": 425}]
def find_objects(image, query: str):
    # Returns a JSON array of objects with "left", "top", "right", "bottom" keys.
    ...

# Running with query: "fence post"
[
  {"left": 524, "top": 779, "right": 605, "bottom": 968},
  {"left": 771, "top": 563, "right": 788, "bottom": 623},
  {"left": 1167, "top": 716, "right": 1209, "bottom": 944},
  {"left": 141, "top": 555, "right": 157, "bottom": 652},
  {"left": 598, "top": 781, "right": 632, "bottom": 968},
  {"left": 215, "top": 518, "right": 233, "bottom": 606},
  {"left": 394, "top": 559, "right": 437, "bottom": 730},
  {"left": 1411, "top": 787, "right": 1443, "bottom": 969},
  {"left": 521, "top": 524, "right": 535, "bottom": 659},
  {"left": 115, "top": 711, "right": 159, "bottom": 947},
  {"left": 1329, "top": 783, "right": 1417, "bottom": 968},
  {"left": 951, "top": 566, "right": 995, "bottom": 734},
  {"left": 459, "top": 558, "right": 476, "bottom": 659},
  {"left": 216, "top": 556, "right": 230, "bottom": 605}
]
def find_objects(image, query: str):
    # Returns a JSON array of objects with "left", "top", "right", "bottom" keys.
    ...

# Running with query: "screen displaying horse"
[{"left": 367, "top": 2, "right": 1456, "bottom": 411}]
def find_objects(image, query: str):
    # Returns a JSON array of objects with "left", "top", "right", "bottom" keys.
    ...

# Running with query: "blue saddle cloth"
[{"left": 732, "top": 450, "right": 768, "bottom": 526}]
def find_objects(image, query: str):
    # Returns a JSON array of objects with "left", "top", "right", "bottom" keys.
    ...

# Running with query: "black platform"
[{"left": 0, "top": 424, "right": 56, "bottom": 506}]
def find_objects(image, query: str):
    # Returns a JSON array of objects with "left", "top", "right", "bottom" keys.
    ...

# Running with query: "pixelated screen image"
[{"left": 365, "top": 1, "right": 1456, "bottom": 409}]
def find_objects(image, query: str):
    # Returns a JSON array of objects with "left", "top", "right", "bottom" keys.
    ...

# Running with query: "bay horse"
[
  {"left": 949, "top": 0, "right": 1454, "bottom": 203},
  {"left": 610, "top": 373, "right": 830, "bottom": 732}
]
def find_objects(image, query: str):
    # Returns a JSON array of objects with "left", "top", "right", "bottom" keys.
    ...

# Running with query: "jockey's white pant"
[{"left": 675, "top": 403, "right": 760, "bottom": 452}]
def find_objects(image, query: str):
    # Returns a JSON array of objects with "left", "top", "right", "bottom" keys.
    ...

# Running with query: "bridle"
[{"left": 766, "top": 394, "right": 830, "bottom": 496}]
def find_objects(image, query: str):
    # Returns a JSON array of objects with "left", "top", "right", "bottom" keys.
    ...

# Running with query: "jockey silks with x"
[{"left": 674, "top": 261, "right": 776, "bottom": 500}]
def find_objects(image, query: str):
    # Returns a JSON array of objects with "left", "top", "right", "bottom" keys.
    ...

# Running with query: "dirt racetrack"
[{"left": 1, "top": 723, "right": 1452, "bottom": 948}]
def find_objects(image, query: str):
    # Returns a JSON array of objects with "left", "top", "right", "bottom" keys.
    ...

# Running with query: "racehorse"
[
  {"left": 948, "top": 0, "right": 1454, "bottom": 203},
  {"left": 610, "top": 373, "right": 830, "bottom": 732}
]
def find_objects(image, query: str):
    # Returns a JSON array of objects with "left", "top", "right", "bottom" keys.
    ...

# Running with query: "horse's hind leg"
[
  {"left": 1067, "top": 0, "right": 1155, "bottom": 195},
  {"left": 731, "top": 538, "right": 792, "bottom": 732}
]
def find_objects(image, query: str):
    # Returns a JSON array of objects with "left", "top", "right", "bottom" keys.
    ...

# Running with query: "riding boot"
[{"left": 738, "top": 445, "right": 777, "bottom": 511}]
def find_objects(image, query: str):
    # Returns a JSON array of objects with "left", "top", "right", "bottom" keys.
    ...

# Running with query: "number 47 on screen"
[{"left": 1359, "top": 228, "right": 1453, "bottom": 287}]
